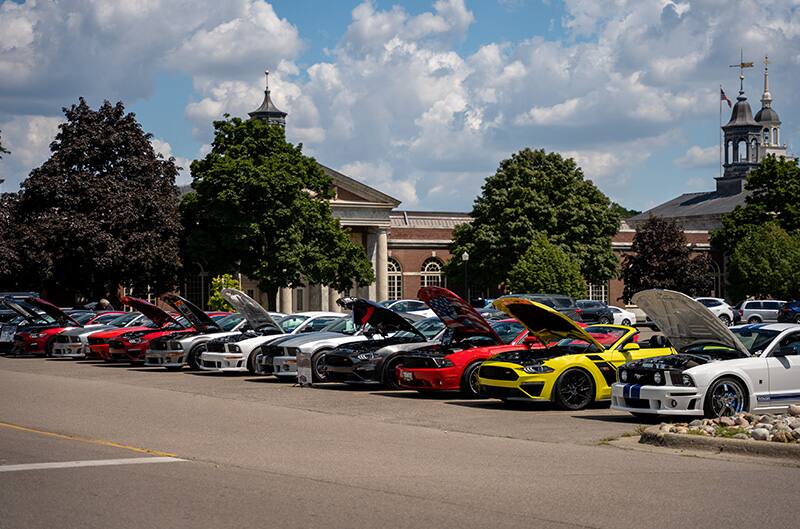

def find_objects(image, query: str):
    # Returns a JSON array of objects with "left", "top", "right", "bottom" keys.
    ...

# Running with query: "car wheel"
[
  {"left": 311, "top": 350, "right": 329, "bottom": 383},
  {"left": 598, "top": 316, "right": 611, "bottom": 324},
  {"left": 718, "top": 314, "right": 731, "bottom": 326},
  {"left": 246, "top": 349, "right": 258, "bottom": 375},
  {"left": 187, "top": 343, "right": 206, "bottom": 370},
  {"left": 795, "top": 315, "right": 800, "bottom": 324},
  {"left": 460, "top": 362, "right": 484, "bottom": 398},
  {"left": 747, "top": 316, "right": 761, "bottom": 324},
  {"left": 621, "top": 318, "right": 631, "bottom": 326},
  {"left": 554, "top": 369, "right": 595, "bottom": 410},
  {"left": 382, "top": 356, "right": 403, "bottom": 389},
  {"left": 704, "top": 377, "right": 747, "bottom": 418}
]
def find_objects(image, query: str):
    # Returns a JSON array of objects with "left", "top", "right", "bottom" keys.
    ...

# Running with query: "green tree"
[
  {"left": 621, "top": 216, "right": 713, "bottom": 303},
  {"left": 207, "top": 274, "right": 240, "bottom": 311},
  {"left": 8, "top": 98, "right": 182, "bottom": 303},
  {"left": 713, "top": 156, "right": 800, "bottom": 253},
  {"left": 447, "top": 148, "right": 620, "bottom": 293},
  {"left": 727, "top": 223, "right": 800, "bottom": 301},
  {"left": 506, "top": 233, "right": 586, "bottom": 298},
  {"left": 182, "top": 116, "right": 374, "bottom": 302},
  {"left": 0, "top": 194, "right": 21, "bottom": 286}
]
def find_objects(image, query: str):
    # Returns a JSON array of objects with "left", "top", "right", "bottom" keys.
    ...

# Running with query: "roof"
[
  {"left": 723, "top": 95, "right": 759, "bottom": 128},
  {"left": 755, "top": 106, "right": 781, "bottom": 124},
  {"left": 628, "top": 190, "right": 749, "bottom": 229},
  {"left": 323, "top": 165, "right": 400, "bottom": 206},
  {"left": 390, "top": 210, "right": 471, "bottom": 229}
]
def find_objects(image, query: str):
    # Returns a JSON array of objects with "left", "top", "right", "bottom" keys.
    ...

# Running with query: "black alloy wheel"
[
  {"left": 460, "top": 362, "right": 483, "bottom": 397},
  {"left": 554, "top": 369, "right": 595, "bottom": 410},
  {"left": 704, "top": 377, "right": 747, "bottom": 418},
  {"left": 312, "top": 350, "right": 329, "bottom": 383},
  {"left": 382, "top": 356, "right": 403, "bottom": 389},
  {"left": 598, "top": 316, "right": 611, "bottom": 324},
  {"left": 187, "top": 343, "right": 206, "bottom": 370},
  {"left": 718, "top": 314, "right": 731, "bottom": 327}
]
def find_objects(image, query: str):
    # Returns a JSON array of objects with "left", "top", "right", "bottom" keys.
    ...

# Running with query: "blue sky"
[{"left": 1, "top": 0, "right": 798, "bottom": 212}]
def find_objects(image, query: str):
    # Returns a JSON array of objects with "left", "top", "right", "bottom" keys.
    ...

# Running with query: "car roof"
[
  {"left": 289, "top": 311, "right": 344, "bottom": 318},
  {"left": 731, "top": 323, "right": 800, "bottom": 332}
]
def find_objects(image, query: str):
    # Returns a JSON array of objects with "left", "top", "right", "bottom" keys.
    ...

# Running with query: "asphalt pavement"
[{"left": 1, "top": 354, "right": 797, "bottom": 529}]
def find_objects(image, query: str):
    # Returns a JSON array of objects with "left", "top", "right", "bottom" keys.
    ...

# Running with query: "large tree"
[
  {"left": 182, "top": 116, "right": 374, "bottom": 302},
  {"left": 447, "top": 148, "right": 620, "bottom": 293},
  {"left": 506, "top": 233, "right": 586, "bottom": 298},
  {"left": 727, "top": 223, "right": 800, "bottom": 301},
  {"left": 621, "top": 216, "right": 713, "bottom": 303},
  {"left": 9, "top": 98, "right": 182, "bottom": 303},
  {"left": 713, "top": 156, "right": 800, "bottom": 253}
]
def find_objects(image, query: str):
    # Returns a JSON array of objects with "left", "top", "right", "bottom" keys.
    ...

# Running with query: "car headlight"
[
  {"left": 228, "top": 344, "right": 241, "bottom": 354},
  {"left": 356, "top": 352, "right": 376, "bottom": 361},
  {"left": 128, "top": 337, "right": 143, "bottom": 344},
  {"left": 653, "top": 372, "right": 662, "bottom": 384},
  {"left": 676, "top": 373, "right": 695, "bottom": 387},
  {"left": 620, "top": 370, "right": 628, "bottom": 382},
  {"left": 431, "top": 357, "right": 454, "bottom": 368},
  {"left": 522, "top": 364, "right": 554, "bottom": 374},
  {"left": 28, "top": 333, "right": 44, "bottom": 339}
]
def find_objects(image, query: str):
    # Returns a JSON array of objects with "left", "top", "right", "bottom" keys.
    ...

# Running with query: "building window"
[
  {"left": 586, "top": 283, "right": 608, "bottom": 303},
  {"left": 421, "top": 258, "right": 444, "bottom": 288},
  {"left": 388, "top": 258, "right": 402, "bottom": 301},
  {"left": 763, "top": 128, "right": 770, "bottom": 144}
]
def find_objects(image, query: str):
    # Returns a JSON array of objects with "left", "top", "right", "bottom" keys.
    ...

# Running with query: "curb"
[{"left": 639, "top": 427, "right": 800, "bottom": 460}]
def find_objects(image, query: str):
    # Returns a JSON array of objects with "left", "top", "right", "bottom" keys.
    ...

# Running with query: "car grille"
[
  {"left": 399, "top": 356, "right": 437, "bottom": 368},
  {"left": 88, "top": 337, "right": 106, "bottom": 346},
  {"left": 109, "top": 340, "right": 125, "bottom": 349},
  {"left": 624, "top": 398, "right": 651, "bottom": 409},
  {"left": 149, "top": 340, "right": 168, "bottom": 351},
  {"left": 622, "top": 369, "right": 661, "bottom": 385},
  {"left": 325, "top": 356, "right": 353, "bottom": 367},
  {"left": 479, "top": 365, "right": 519, "bottom": 381},
  {"left": 54, "top": 335, "right": 70, "bottom": 343},
  {"left": 480, "top": 385, "right": 529, "bottom": 400},
  {"left": 520, "top": 382, "right": 544, "bottom": 397},
  {"left": 206, "top": 341, "right": 226, "bottom": 353}
]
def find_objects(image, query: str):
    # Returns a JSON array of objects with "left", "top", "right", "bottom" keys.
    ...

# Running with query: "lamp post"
[{"left": 461, "top": 251, "right": 469, "bottom": 302}]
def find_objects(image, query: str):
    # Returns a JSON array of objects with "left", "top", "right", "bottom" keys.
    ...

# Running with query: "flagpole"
[{"left": 719, "top": 85, "right": 722, "bottom": 179}]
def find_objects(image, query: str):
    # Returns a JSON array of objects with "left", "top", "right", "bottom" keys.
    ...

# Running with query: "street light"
[{"left": 461, "top": 251, "right": 469, "bottom": 302}]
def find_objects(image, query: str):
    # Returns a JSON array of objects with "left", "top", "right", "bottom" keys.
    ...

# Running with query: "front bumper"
[
  {"left": 51, "top": 342, "right": 86, "bottom": 358},
  {"left": 396, "top": 366, "right": 461, "bottom": 391},
  {"left": 610, "top": 383, "right": 704, "bottom": 416},
  {"left": 272, "top": 356, "right": 297, "bottom": 377},
  {"left": 324, "top": 357, "right": 379, "bottom": 383},
  {"left": 477, "top": 364, "right": 555, "bottom": 401},
  {"left": 145, "top": 349, "right": 185, "bottom": 368},
  {"left": 199, "top": 352, "right": 246, "bottom": 372}
]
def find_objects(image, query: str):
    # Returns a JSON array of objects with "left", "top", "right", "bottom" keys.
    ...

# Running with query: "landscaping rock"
[
  {"left": 735, "top": 416, "right": 750, "bottom": 427},
  {"left": 787, "top": 405, "right": 800, "bottom": 417},
  {"left": 689, "top": 419, "right": 703, "bottom": 427},
  {"left": 719, "top": 416, "right": 736, "bottom": 427},
  {"left": 751, "top": 428, "right": 770, "bottom": 441},
  {"left": 772, "top": 431, "right": 793, "bottom": 443}
]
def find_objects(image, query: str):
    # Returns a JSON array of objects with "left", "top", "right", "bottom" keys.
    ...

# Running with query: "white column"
[
  {"left": 328, "top": 287, "right": 340, "bottom": 313},
  {"left": 366, "top": 229, "right": 378, "bottom": 300},
  {"left": 279, "top": 287, "right": 293, "bottom": 314},
  {"left": 376, "top": 228, "right": 388, "bottom": 302}
]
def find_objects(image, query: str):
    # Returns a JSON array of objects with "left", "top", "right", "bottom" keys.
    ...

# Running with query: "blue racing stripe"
[{"left": 630, "top": 385, "right": 641, "bottom": 399}]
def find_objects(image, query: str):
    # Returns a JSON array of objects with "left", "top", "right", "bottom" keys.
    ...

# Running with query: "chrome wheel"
[
  {"left": 555, "top": 369, "right": 594, "bottom": 410},
  {"left": 461, "top": 362, "right": 482, "bottom": 397},
  {"left": 312, "top": 352, "right": 328, "bottom": 382},
  {"left": 621, "top": 318, "right": 631, "bottom": 326},
  {"left": 719, "top": 314, "right": 731, "bottom": 326},
  {"left": 706, "top": 378, "right": 745, "bottom": 417},
  {"left": 599, "top": 316, "right": 611, "bottom": 324}
]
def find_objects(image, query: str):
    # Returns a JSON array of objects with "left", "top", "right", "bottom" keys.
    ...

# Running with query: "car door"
[
  {"left": 762, "top": 301, "right": 782, "bottom": 323},
  {"left": 577, "top": 301, "right": 597, "bottom": 322},
  {"left": 765, "top": 331, "right": 800, "bottom": 407}
]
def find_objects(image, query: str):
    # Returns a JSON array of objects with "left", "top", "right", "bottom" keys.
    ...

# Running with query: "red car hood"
[
  {"left": 91, "top": 326, "right": 154, "bottom": 340},
  {"left": 418, "top": 287, "right": 501, "bottom": 344},
  {"left": 161, "top": 293, "right": 221, "bottom": 333},
  {"left": 121, "top": 296, "right": 181, "bottom": 328}
]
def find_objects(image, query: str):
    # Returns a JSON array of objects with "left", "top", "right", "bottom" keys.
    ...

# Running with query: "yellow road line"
[{"left": 0, "top": 421, "right": 177, "bottom": 458}]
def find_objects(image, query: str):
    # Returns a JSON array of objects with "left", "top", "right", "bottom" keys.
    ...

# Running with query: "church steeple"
[
  {"left": 248, "top": 70, "right": 287, "bottom": 127},
  {"left": 754, "top": 56, "right": 784, "bottom": 157}
]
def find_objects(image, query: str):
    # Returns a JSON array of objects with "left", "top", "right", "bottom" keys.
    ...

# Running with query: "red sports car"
[
  {"left": 4, "top": 297, "right": 84, "bottom": 356},
  {"left": 106, "top": 294, "right": 223, "bottom": 364},
  {"left": 395, "top": 287, "right": 537, "bottom": 397}
]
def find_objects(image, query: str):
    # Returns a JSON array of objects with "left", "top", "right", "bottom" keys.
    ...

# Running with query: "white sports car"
[
  {"left": 199, "top": 311, "right": 345, "bottom": 374},
  {"left": 611, "top": 289, "right": 800, "bottom": 418},
  {"left": 608, "top": 306, "right": 637, "bottom": 326}
]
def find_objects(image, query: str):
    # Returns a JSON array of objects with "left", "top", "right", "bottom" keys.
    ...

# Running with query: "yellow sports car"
[{"left": 478, "top": 297, "right": 674, "bottom": 409}]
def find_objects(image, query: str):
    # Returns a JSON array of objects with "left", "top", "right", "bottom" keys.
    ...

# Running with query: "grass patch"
[{"left": 715, "top": 426, "right": 749, "bottom": 438}]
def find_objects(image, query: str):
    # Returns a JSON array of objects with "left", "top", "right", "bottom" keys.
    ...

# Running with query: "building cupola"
[{"left": 248, "top": 70, "right": 287, "bottom": 127}]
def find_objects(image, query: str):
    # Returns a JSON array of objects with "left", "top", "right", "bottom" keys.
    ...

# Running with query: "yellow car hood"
[{"left": 492, "top": 297, "right": 604, "bottom": 350}]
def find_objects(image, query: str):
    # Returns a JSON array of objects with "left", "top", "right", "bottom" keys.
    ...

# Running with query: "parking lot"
[{"left": 1, "top": 354, "right": 798, "bottom": 529}]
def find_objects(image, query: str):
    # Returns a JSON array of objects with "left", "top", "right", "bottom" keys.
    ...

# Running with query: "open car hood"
[
  {"left": 23, "top": 297, "right": 81, "bottom": 327},
  {"left": 337, "top": 297, "right": 426, "bottom": 340},
  {"left": 161, "top": 293, "right": 221, "bottom": 333},
  {"left": 220, "top": 288, "right": 281, "bottom": 333},
  {"left": 2, "top": 298, "right": 49, "bottom": 324},
  {"left": 121, "top": 296, "right": 181, "bottom": 328},
  {"left": 418, "top": 286, "right": 501, "bottom": 344},
  {"left": 632, "top": 289, "right": 749, "bottom": 355},
  {"left": 493, "top": 297, "right": 604, "bottom": 349}
]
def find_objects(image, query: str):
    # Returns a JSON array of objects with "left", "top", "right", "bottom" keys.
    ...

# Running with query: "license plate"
[{"left": 401, "top": 371, "right": 413, "bottom": 382}]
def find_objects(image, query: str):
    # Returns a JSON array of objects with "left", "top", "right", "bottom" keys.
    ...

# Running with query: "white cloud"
[
  {"left": 0, "top": 115, "right": 61, "bottom": 189},
  {"left": 674, "top": 145, "right": 719, "bottom": 169},
  {"left": 150, "top": 138, "right": 191, "bottom": 185},
  {"left": 340, "top": 160, "right": 419, "bottom": 206}
]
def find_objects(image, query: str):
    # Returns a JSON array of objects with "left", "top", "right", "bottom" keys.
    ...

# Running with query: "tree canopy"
[
  {"left": 182, "top": 116, "right": 374, "bottom": 299},
  {"left": 506, "top": 233, "right": 586, "bottom": 298},
  {"left": 447, "top": 148, "right": 620, "bottom": 293},
  {"left": 727, "top": 223, "right": 800, "bottom": 301},
  {"left": 1, "top": 99, "right": 182, "bottom": 303},
  {"left": 621, "top": 216, "right": 712, "bottom": 303},
  {"left": 713, "top": 156, "right": 800, "bottom": 253}
]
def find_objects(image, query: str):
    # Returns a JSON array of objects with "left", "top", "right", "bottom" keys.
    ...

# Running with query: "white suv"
[{"left": 694, "top": 297, "right": 736, "bottom": 326}]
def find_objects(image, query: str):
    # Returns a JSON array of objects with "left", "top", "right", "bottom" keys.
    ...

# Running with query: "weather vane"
[{"left": 729, "top": 50, "right": 754, "bottom": 94}]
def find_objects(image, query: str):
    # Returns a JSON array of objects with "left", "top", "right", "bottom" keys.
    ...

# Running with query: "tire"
[
  {"left": 747, "top": 316, "right": 761, "bottom": 324},
  {"left": 246, "top": 348, "right": 260, "bottom": 375},
  {"left": 382, "top": 356, "right": 404, "bottom": 389},
  {"left": 187, "top": 343, "right": 206, "bottom": 371},
  {"left": 598, "top": 316, "right": 611, "bottom": 324},
  {"left": 554, "top": 369, "right": 595, "bottom": 410},
  {"left": 460, "top": 362, "right": 483, "bottom": 397},
  {"left": 718, "top": 314, "right": 731, "bottom": 326},
  {"left": 44, "top": 338, "right": 56, "bottom": 357},
  {"left": 621, "top": 318, "right": 632, "bottom": 326},
  {"left": 795, "top": 315, "right": 800, "bottom": 324},
  {"left": 311, "top": 350, "right": 330, "bottom": 383},
  {"left": 704, "top": 377, "right": 747, "bottom": 418}
]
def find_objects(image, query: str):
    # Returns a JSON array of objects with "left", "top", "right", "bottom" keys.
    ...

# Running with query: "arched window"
[
  {"left": 763, "top": 128, "right": 770, "bottom": 145},
  {"left": 737, "top": 139, "right": 748, "bottom": 162},
  {"left": 420, "top": 258, "right": 444, "bottom": 288},
  {"left": 773, "top": 127, "right": 778, "bottom": 145},
  {"left": 387, "top": 258, "right": 402, "bottom": 301},
  {"left": 726, "top": 140, "right": 733, "bottom": 164},
  {"left": 751, "top": 139, "right": 758, "bottom": 162}
]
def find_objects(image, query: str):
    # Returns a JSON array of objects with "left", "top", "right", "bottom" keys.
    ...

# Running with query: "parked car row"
[{"left": 3, "top": 288, "right": 799, "bottom": 420}]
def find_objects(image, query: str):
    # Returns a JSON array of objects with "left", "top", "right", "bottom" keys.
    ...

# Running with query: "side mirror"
[{"left": 623, "top": 343, "right": 641, "bottom": 351}]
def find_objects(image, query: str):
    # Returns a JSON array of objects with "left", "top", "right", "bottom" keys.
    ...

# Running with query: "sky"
[{"left": 0, "top": 0, "right": 798, "bottom": 212}]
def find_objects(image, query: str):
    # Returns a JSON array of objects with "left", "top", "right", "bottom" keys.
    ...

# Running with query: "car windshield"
[
  {"left": 91, "top": 313, "right": 124, "bottom": 324},
  {"left": 731, "top": 327, "right": 782, "bottom": 354},
  {"left": 279, "top": 315, "right": 308, "bottom": 333},
  {"left": 391, "top": 317, "right": 443, "bottom": 340},
  {"left": 108, "top": 313, "right": 140, "bottom": 326},
  {"left": 215, "top": 313, "right": 244, "bottom": 331},
  {"left": 377, "top": 300, "right": 394, "bottom": 307},
  {"left": 554, "top": 326, "right": 628, "bottom": 350},
  {"left": 71, "top": 313, "right": 95, "bottom": 324},
  {"left": 491, "top": 320, "right": 525, "bottom": 344},
  {"left": 322, "top": 317, "right": 358, "bottom": 335}
]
